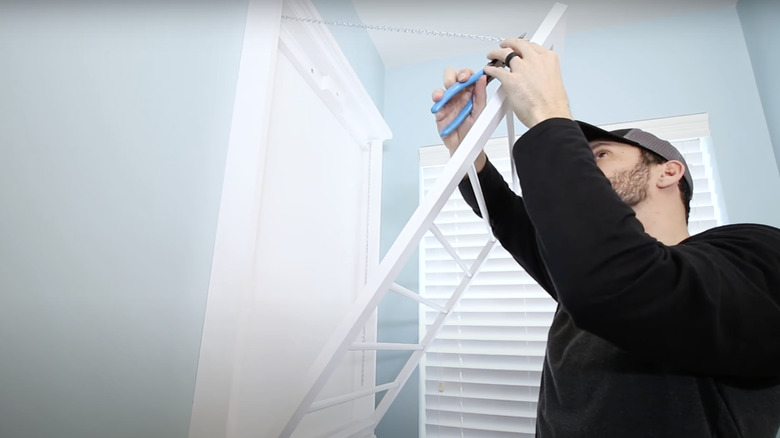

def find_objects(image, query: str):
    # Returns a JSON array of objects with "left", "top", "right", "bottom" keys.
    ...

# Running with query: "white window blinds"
[{"left": 418, "top": 114, "right": 725, "bottom": 437}]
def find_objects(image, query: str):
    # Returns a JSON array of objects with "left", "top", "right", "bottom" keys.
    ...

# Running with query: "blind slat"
[
  {"left": 425, "top": 424, "right": 534, "bottom": 438},
  {"left": 425, "top": 396, "right": 538, "bottom": 418},
  {"left": 425, "top": 410, "right": 536, "bottom": 434}
]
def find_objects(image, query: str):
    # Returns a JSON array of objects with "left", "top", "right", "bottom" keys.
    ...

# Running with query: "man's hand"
[
  {"left": 432, "top": 68, "right": 488, "bottom": 152},
  {"left": 484, "top": 38, "right": 572, "bottom": 128},
  {"left": 431, "top": 67, "right": 488, "bottom": 171}
]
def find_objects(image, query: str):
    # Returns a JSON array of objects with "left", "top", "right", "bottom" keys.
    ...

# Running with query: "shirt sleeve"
[
  {"left": 512, "top": 118, "right": 780, "bottom": 377},
  {"left": 458, "top": 159, "right": 556, "bottom": 298}
]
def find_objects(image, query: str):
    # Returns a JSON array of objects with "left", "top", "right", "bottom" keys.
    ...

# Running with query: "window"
[{"left": 418, "top": 114, "right": 725, "bottom": 437}]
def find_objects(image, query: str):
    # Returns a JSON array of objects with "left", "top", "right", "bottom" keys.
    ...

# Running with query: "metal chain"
[{"left": 281, "top": 15, "right": 503, "bottom": 42}]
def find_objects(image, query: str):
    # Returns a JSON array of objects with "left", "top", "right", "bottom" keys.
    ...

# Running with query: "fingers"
[
  {"left": 485, "top": 38, "right": 547, "bottom": 70},
  {"left": 471, "top": 74, "right": 488, "bottom": 115},
  {"left": 434, "top": 66, "right": 477, "bottom": 103},
  {"left": 442, "top": 67, "right": 457, "bottom": 89},
  {"left": 443, "top": 66, "right": 475, "bottom": 88},
  {"left": 486, "top": 47, "right": 515, "bottom": 67},
  {"left": 484, "top": 37, "right": 553, "bottom": 80},
  {"left": 483, "top": 64, "right": 511, "bottom": 83},
  {"left": 500, "top": 37, "right": 545, "bottom": 57}
]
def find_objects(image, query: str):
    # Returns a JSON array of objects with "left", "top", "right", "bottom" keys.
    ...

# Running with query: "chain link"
[{"left": 281, "top": 15, "right": 503, "bottom": 42}]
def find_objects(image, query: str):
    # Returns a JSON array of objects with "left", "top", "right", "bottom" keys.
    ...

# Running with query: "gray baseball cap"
[{"left": 577, "top": 120, "right": 693, "bottom": 199}]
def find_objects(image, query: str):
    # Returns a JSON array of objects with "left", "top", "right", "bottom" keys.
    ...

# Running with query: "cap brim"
[{"left": 576, "top": 121, "right": 643, "bottom": 149}]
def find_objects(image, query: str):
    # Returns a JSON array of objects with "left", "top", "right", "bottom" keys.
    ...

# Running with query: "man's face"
[{"left": 589, "top": 140, "right": 650, "bottom": 207}]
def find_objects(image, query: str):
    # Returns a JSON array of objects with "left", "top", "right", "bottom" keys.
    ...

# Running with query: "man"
[{"left": 432, "top": 37, "right": 780, "bottom": 437}]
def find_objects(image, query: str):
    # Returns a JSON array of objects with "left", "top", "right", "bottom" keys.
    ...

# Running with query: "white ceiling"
[{"left": 349, "top": 0, "right": 738, "bottom": 67}]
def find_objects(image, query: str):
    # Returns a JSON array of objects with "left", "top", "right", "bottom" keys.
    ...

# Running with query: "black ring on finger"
[{"left": 504, "top": 52, "right": 520, "bottom": 66}]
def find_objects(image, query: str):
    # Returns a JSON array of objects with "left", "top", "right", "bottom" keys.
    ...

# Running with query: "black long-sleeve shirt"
[{"left": 459, "top": 118, "right": 780, "bottom": 437}]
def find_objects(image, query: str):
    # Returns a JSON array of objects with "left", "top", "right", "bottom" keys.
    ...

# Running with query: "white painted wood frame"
[
  {"left": 281, "top": 3, "right": 568, "bottom": 437},
  {"left": 188, "top": 0, "right": 390, "bottom": 437},
  {"left": 188, "top": 1, "right": 283, "bottom": 437}
]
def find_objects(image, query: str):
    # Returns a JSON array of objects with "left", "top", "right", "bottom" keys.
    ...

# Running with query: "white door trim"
[{"left": 189, "top": 0, "right": 391, "bottom": 436}]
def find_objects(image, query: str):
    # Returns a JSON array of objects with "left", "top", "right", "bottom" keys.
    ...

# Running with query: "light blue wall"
[
  {"left": 562, "top": 5, "right": 780, "bottom": 227},
  {"left": 385, "top": 5, "right": 780, "bottom": 232},
  {"left": 0, "top": 2, "right": 249, "bottom": 437},
  {"left": 738, "top": 0, "right": 780, "bottom": 179},
  {"left": 381, "top": 3, "right": 780, "bottom": 435},
  {"left": 736, "top": 5, "right": 780, "bottom": 436}
]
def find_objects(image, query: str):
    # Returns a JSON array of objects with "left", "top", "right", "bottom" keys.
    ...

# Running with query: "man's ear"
[{"left": 657, "top": 160, "right": 685, "bottom": 189}]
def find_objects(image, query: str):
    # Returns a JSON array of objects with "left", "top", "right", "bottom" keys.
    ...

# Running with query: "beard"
[{"left": 608, "top": 160, "right": 650, "bottom": 207}]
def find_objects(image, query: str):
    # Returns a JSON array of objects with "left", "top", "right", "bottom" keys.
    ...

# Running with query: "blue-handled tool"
[
  {"left": 430, "top": 69, "right": 487, "bottom": 138},
  {"left": 431, "top": 34, "right": 525, "bottom": 138}
]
